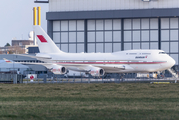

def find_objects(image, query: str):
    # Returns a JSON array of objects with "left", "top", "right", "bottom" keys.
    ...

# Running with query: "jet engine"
[
  {"left": 50, "top": 64, "right": 67, "bottom": 74},
  {"left": 90, "top": 67, "right": 105, "bottom": 77}
]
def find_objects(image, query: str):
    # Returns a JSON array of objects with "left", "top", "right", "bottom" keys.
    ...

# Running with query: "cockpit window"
[{"left": 159, "top": 52, "right": 166, "bottom": 54}]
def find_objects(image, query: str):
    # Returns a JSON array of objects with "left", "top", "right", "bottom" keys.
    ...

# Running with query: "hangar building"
[{"left": 36, "top": 0, "right": 179, "bottom": 70}]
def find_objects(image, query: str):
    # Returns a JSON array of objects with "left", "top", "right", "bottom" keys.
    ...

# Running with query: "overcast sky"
[{"left": 0, "top": 0, "right": 48, "bottom": 47}]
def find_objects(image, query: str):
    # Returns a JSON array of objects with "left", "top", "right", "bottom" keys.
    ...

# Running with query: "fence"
[
  {"left": 23, "top": 73, "right": 178, "bottom": 84},
  {"left": 0, "top": 74, "right": 23, "bottom": 83},
  {"left": 0, "top": 73, "right": 177, "bottom": 84}
]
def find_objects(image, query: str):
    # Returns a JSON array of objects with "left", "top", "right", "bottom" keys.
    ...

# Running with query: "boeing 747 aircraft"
[{"left": 23, "top": 25, "right": 176, "bottom": 77}]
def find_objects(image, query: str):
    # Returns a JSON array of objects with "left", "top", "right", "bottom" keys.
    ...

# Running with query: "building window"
[
  {"left": 53, "top": 20, "right": 85, "bottom": 52},
  {"left": 124, "top": 18, "right": 159, "bottom": 50},
  {"left": 87, "top": 19, "right": 121, "bottom": 53}
]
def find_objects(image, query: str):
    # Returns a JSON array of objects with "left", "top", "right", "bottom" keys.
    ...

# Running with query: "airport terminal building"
[{"left": 36, "top": 0, "right": 179, "bottom": 70}]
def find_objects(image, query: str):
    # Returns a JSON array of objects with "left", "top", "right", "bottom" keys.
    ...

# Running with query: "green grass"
[{"left": 0, "top": 83, "right": 178, "bottom": 120}]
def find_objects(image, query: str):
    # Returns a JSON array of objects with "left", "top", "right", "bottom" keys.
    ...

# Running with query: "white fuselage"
[
  {"left": 37, "top": 49, "right": 175, "bottom": 73},
  {"left": 33, "top": 26, "right": 175, "bottom": 75}
]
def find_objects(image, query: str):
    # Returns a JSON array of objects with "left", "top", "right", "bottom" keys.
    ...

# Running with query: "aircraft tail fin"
[
  {"left": 3, "top": 58, "right": 12, "bottom": 63},
  {"left": 33, "top": 25, "right": 64, "bottom": 54}
]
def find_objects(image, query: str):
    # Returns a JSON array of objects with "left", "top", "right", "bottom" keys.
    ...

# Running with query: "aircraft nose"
[{"left": 169, "top": 57, "right": 175, "bottom": 67}]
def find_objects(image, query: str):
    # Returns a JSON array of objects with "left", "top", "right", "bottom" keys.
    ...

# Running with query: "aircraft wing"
[
  {"left": 15, "top": 58, "right": 133, "bottom": 76},
  {"left": 61, "top": 64, "right": 125, "bottom": 71},
  {"left": 60, "top": 64, "right": 131, "bottom": 76},
  {"left": 16, "top": 54, "right": 52, "bottom": 63},
  {"left": 17, "top": 62, "right": 127, "bottom": 72},
  {"left": 17, "top": 62, "right": 54, "bottom": 69}
]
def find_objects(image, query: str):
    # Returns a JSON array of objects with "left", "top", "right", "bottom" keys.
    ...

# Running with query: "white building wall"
[{"left": 49, "top": 0, "right": 179, "bottom": 12}]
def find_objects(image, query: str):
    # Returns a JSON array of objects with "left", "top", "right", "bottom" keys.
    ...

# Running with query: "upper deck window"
[
  {"left": 129, "top": 53, "right": 137, "bottom": 55},
  {"left": 142, "top": 53, "right": 151, "bottom": 55}
]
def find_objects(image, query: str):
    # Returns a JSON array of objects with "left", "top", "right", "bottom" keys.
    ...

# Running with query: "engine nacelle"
[
  {"left": 50, "top": 64, "right": 67, "bottom": 74},
  {"left": 90, "top": 67, "right": 105, "bottom": 77}
]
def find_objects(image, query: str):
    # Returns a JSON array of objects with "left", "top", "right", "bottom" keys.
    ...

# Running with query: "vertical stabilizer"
[{"left": 33, "top": 25, "right": 63, "bottom": 53}]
